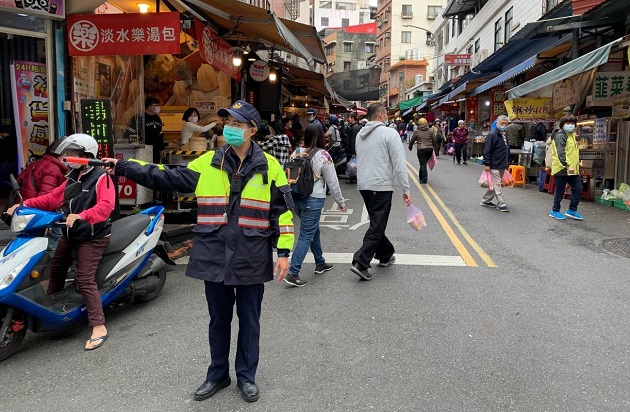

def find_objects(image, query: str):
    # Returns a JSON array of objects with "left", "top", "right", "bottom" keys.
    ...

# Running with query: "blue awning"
[{"left": 471, "top": 55, "right": 538, "bottom": 96}]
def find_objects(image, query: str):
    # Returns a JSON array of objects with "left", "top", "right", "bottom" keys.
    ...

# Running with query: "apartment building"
[
  {"left": 323, "top": 23, "right": 378, "bottom": 76},
  {"left": 431, "top": 0, "right": 544, "bottom": 91},
  {"left": 310, "top": 0, "right": 373, "bottom": 32},
  {"left": 374, "top": 0, "right": 440, "bottom": 106}
]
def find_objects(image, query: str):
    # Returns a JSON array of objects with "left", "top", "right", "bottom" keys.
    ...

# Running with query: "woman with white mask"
[{"left": 181, "top": 107, "right": 217, "bottom": 147}]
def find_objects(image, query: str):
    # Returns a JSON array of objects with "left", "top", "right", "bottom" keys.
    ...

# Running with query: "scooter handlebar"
[{"left": 64, "top": 157, "right": 114, "bottom": 168}]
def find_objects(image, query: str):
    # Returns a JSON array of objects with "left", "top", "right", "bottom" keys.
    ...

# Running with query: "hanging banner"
[
  {"left": 466, "top": 96, "right": 478, "bottom": 123},
  {"left": 552, "top": 73, "right": 587, "bottom": 110},
  {"left": 10, "top": 61, "right": 49, "bottom": 170},
  {"left": 67, "top": 12, "right": 181, "bottom": 56},
  {"left": 591, "top": 71, "right": 630, "bottom": 107},
  {"left": 503, "top": 98, "right": 563, "bottom": 122},
  {"left": 490, "top": 89, "right": 507, "bottom": 121},
  {"left": 194, "top": 18, "right": 241, "bottom": 81},
  {"left": 0, "top": 0, "right": 64, "bottom": 19}
]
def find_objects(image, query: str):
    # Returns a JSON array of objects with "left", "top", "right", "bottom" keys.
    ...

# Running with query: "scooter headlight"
[
  {"left": 11, "top": 214, "right": 35, "bottom": 233},
  {"left": 0, "top": 261, "right": 28, "bottom": 291}
]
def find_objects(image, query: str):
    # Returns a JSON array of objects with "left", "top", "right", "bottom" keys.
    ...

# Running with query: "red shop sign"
[
  {"left": 444, "top": 54, "right": 471, "bottom": 66},
  {"left": 195, "top": 20, "right": 241, "bottom": 81},
  {"left": 67, "top": 12, "right": 181, "bottom": 56},
  {"left": 114, "top": 153, "right": 137, "bottom": 199}
]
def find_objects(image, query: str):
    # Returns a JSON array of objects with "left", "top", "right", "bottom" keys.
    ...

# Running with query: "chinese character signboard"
[
  {"left": 81, "top": 99, "right": 113, "bottom": 159},
  {"left": 194, "top": 19, "right": 241, "bottom": 81},
  {"left": 10, "top": 61, "right": 49, "bottom": 170},
  {"left": 592, "top": 71, "right": 630, "bottom": 106},
  {"left": 503, "top": 98, "right": 564, "bottom": 122},
  {"left": 552, "top": 73, "right": 585, "bottom": 110},
  {"left": 490, "top": 89, "right": 507, "bottom": 121},
  {"left": 444, "top": 54, "right": 471, "bottom": 66},
  {"left": 0, "top": 0, "right": 64, "bottom": 19},
  {"left": 67, "top": 12, "right": 181, "bottom": 56}
]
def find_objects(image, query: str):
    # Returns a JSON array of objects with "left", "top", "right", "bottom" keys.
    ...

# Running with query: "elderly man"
[{"left": 480, "top": 115, "right": 510, "bottom": 212}]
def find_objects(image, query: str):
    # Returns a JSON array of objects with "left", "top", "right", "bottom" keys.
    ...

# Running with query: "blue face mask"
[
  {"left": 563, "top": 124, "right": 576, "bottom": 133},
  {"left": 497, "top": 125, "right": 507, "bottom": 132},
  {"left": 223, "top": 125, "right": 248, "bottom": 146}
]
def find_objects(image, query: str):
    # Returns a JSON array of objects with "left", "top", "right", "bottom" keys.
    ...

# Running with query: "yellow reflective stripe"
[
  {"left": 198, "top": 214, "right": 228, "bottom": 225},
  {"left": 238, "top": 217, "right": 270, "bottom": 229},
  {"left": 240, "top": 198, "right": 270, "bottom": 210},
  {"left": 279, "top": 225, "right": 294, "bottom": 234},
  {"left": 197, "top": 196, "right": 228, "bottom": 206}
]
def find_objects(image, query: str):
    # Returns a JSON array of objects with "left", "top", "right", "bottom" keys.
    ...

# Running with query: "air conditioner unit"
[
  {"left": 427, "top": 14, "right": 437, "bottom": 20},
  {"left": 377, "top": 21, "right": 382, "bottom": 28},
  {"left": 428, "top": 75, "right": 435, "bottom": 82},
  {"left": 473, "top": 49, "right": 488, "bottom": 65},
  {"left": 385, "top": 32, "right": 391, "bottom": 38}
]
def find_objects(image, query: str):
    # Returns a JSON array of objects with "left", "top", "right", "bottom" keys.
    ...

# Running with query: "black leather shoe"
[
  {"left": 350, "top": 263, "right": 372, "bottom": 280},
  {"left": 193, "top": 377, "right": 231, "bottom": 401},
  {"left": 237, "top": 381, "right": 260, "bottom": 402}
]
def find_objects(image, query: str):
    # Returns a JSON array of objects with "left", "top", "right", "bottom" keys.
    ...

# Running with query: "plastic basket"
[{"left": 595, "top": 197, "right": 613, "bottom": 207}]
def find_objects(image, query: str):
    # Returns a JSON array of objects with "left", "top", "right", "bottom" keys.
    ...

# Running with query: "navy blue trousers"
[{"left": 204, "top": 281, "right": 264, "bottom": 384}]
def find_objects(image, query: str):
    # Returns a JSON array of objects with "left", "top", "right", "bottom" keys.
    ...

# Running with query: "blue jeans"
[{"left": 289, "top": 196, "right": 325, "bottom": 275}]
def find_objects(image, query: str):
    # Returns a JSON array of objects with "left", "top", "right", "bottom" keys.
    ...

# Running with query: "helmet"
[
  {"left": 56, "top": 133, "right": 99, "bottom": 158},
  {"left": 328, "top": 115, "right": 339, "bottom": 126},
  {"left": 418, "top": 118, "right": 428, "bottom": 125}
]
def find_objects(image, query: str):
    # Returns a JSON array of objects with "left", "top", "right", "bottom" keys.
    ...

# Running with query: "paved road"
[{"left": 2, "top": 146, "right": 630, "bottom": 411}]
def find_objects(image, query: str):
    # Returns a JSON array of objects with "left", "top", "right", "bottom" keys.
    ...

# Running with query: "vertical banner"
[
  {"left": 490, "top": 89, "right": 507, "bottom": 121},
  {"left": 466, "top": 96, "right": 478, "bottom": 123},
  {"left": 10, "top": 61, "right": 49, "bottom": 170}
]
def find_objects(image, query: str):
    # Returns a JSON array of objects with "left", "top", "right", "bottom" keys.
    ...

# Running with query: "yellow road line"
[
  {"left": 407, "top": 162, "right": 498, "bottom": 268},
  {"left": 406, "top": 168, "right": 478, "bottom": 267}
]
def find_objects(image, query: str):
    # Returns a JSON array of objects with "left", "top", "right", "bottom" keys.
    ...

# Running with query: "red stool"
[
  {"left": 580, "top": 174, "right": 592, "bottom": 200},
  {"left": 543, "top": 171, "right": 555, "bottom": 194}
]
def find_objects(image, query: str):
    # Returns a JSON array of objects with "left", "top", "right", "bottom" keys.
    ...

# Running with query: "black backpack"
[{"left": 284, "top": 148, "right": 321, "bottom": 199}]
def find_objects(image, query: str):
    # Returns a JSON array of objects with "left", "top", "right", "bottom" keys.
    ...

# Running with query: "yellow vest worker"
[{"left": 104, "top": 100, "right": 294, "bottom": 403}]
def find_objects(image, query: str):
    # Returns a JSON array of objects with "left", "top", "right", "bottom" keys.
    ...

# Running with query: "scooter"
[{"left": 0, "top": 172, "right": 175, "bottom": 362}]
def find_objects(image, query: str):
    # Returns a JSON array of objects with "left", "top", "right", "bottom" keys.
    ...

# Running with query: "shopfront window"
[{"left": 0, "top": 13, "right": 45, "bottom": 33}]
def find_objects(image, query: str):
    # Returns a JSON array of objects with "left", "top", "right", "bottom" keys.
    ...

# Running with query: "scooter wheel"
[
  {"left": 134, "top": 269, "right": 167, "bottom": 303},
  {"left": 0, "top": 306, "right": 27, "bottom": 362}
]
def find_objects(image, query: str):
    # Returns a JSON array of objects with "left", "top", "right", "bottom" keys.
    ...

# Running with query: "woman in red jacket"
[
  {"left": 452, "top": 120, "right": 469, "bottom": 165},
  {"left": 16, "top": 139, "right": 68, "bottom": 200}
]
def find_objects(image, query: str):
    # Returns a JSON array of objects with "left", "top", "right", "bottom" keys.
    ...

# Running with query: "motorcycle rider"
[{"left": 7, "top": 134, "right": 116, "bottom": 351}]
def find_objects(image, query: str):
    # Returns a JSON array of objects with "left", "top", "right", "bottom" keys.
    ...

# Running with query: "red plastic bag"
[
  {"left": 479, "top": 170, "right": 494, "bottom": 191},
  {"left": 406, "top": 204, "right": 427, "bottom": 231},
  {"left": 427, "top": 150, "right": 437, "bottom": 171},
  {"left": 501, "top": 170, "right": 515, "bottom": 186}
]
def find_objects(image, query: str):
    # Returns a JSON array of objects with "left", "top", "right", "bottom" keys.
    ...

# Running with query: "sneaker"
[
  {"left": 565, "top": 209, "right": 584, "bottom": 220},
  {"left": 496, "top": 204, "right": 509, "bottom": 212},
  {"left": 548, "top": 210, "right": 566, "bottom": 220},
  {"left": 284, "top": 274, "right": 307, "bottom": 287},
  {"left": 314, "top": 263, "right": 334, "bottom": 274},
  {"left": 378, "top": 256, "right": 396, "bottom": 267},
  {"left": 463, "top": 161, "right": 468, "bottom": 165},
  {"left": 350, "top": 263, "right": 372, "bottom": 281},
  {"left": 480, "top": 201, "right": 496, "bottom": 208}
]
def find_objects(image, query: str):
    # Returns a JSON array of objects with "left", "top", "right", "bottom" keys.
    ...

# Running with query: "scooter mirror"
[
  {"left": 8, "top": 174, "right": 22, "bottom": 206},
  {"left": 9, "top": 174, "right": 19, "bottom": 192}
]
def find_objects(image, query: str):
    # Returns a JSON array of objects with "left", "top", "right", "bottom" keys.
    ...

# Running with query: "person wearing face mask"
[
  {"left": 305, "top": 107, "right": 323, "bottom": 130},
  {"left": 481, "top": 115, "right": 510, "bottom": 212},
  {"left": 549, "top": 114, "right": 583, "bottom": 221},
  {"left": 181, "top": 107, "right": 217, "bottom": 147},
  {"left": 124, "top": 97, "right": 164, "bottom": 165},
  {"left": 452, "top": 120, "right": 470, "bottom": 165},
  {"left": 7, "top": 134, "right": 116, "bottom": 350},
  {"left": 102, "top": 100, "right": 294, "bottom": 404}
]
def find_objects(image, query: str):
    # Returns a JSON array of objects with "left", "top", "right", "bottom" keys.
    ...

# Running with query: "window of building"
[
  {"left": 474, "top": 38, "right": 480, "bottom": 53},
  {"left": 467, "top": 45, "right": 473, "bottom": 55},
  {"left": 327, "top": 63, "right": 334, "bottom": 72},
  {"left": 494, "top": 18, "right": 502, "bottom": 51},
  {"left": 451, "top": 17, "right": 457, "bottom": 37},
  {"left": 427, "top": 5, "right": 441, "bottom": 19},
  {"left": 444, "top": 24, "right": 449, "bottom": 42},
  {"left": 342, "top": 18, "right": 350, "bottom": 27},
  {"left": 321, "top": 17, "right": 329, "bottom": 26},
  {"left": 359, "top": 74, "right": 369, "bottom": 88},
  {"left": 320, "top": 0, "right": 332, "bottom": 8},
  {"left": 344, "top": 61, "right": 352, "bottom": 71},
  {"left": 504, "top": 7, "right": 513, "bottom": 44},
  {"left": 402, "top": 5, "right": 412, "bottom": 17},
  {"left": 392, "top": 75, "right": 397, "bottom": 88},
  {"left": 365, "top": 43, "right": 375, "bottom": 53},
  {"left": 326, "top": 44, "right": 335, "bottom": 55},
  {"left": 461, "top": 13, "right": 475, "bottom": 32},
  {"left": 401, "top": 31, "right": 411, "bottom": 43},
  {"left": 343, "top": 42, "right": 352, "bottom": 52},
  {"left": 337, "top": 2, "right": 356, "bottom": 10},
  {"left": 436, "top": 32, "right": 443, "bottom": 53}
]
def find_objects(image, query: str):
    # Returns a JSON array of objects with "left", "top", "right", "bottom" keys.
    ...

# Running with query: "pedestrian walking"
[
  {"left": 104, "top": 100, "right": 294, "bottom": 403},
  {"left": 431, "top": 119, "right": 443, "bottom": 157},
  {"left": 284, "top": 124, "right": 346, "bottom": 287},
  {"left": 405, "top": 120, "right": 414, "bottom": 143},
  {"left": 480, "top": 115, "right": 510, "bottom": 212},
  {"left": 258, "top": 119, "right": 291, "bottom": 165},
  {"left": 345, "top": 113, "right": 362, "bottom": 184},
  {"left": 452, "top": 120, "right": 469, "bottom": 165},
  {"left": 549, "top": 114, "right": 583, "bottom": 221},
  {"left": 408, "top": 118, "right": 435, "bottom": 184},
  {"left": 351, "top": 103, "right": 412, "bottom": 280}
]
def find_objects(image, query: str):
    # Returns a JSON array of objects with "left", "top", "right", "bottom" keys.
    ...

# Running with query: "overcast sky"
[{"left": 370, "top": 0, "right": 377, "bottom": 6}]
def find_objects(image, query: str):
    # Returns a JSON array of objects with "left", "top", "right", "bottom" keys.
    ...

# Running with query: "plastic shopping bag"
[
  {"left": 501, "top": 170, "right": 515, "bottom": 186},
  {"left": 346, "top": 156, "right": 357, "bottom": 177},
  {"left": 427, "top": 150, "right": 437, "bottom": 171},
  {"left": 406, "top": 204, "right": 427, "bottom": 231},
  {"left": 479, "top": 170, "right": 494, "bottom": 191}
]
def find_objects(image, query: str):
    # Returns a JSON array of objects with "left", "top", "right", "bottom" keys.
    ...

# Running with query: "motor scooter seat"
[{"left": 103, "top": 214, "right": 152, "bottom": 255}]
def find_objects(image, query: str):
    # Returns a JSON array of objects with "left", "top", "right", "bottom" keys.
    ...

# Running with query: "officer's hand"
[
  {"left": 101, "top": 158, "right": 118, "bottom": 175},
  {"left": 274, "top": 257, "right": 289, "bottom": 283}
]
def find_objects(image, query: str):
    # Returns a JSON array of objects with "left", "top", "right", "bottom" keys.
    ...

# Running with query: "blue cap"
[
  {"left": 306, "top": 108, "right": 317, "bottom": 115},
  {"left": 217, "top": 100, "right": 262, "bottom": 129}
]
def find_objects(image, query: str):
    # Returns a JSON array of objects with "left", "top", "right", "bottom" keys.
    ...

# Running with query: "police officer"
[{"left": 103, "top": 101, "right": 294, "bottom": 403}]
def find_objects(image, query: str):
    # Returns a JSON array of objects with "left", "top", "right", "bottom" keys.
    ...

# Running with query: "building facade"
[
  {"left": 323, "top": 23, "right": 378, "bottom": 76},
  {"left": 311, "top": 0, "right": 372, "bottom": 32},
  {"left": 374, "top": 0, "right": 440, "bottom": 106},
  {"left": 387, "top": 59, "right": 431, "bottom": 106}
]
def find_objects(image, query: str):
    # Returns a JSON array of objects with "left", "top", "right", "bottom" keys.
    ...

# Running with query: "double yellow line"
[{"left": 407, "top": 162, "right": 497, "bottom": 268}]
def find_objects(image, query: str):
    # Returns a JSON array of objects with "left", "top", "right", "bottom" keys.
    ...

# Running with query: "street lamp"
[{"left": 402, "top": 24, "right": 435, "bottom": 47}]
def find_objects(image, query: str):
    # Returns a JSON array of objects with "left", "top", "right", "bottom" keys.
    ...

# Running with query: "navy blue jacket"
[{"left": 482, "top": 129, "right": 509, "bottom": 170}]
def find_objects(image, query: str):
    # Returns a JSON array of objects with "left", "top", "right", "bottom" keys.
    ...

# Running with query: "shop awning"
[
  {"left": 507, "top": 38, "right": 621, "bottom": 99},
  {"left": 447, "top": 78, "right": 492, "bottom": 100},
  {"left": 180, "top": 0, "right": 325, "bottom": 69},
  {"left": 471, "top": 55, "right": 538, "bottom": 96},
  {"left": 281, "top": 62, "right": 329, "bottom": 98},
  {"left": 402, "top": 108, "right": 413, "bottom": 116},
  {"left": 399, "top": 96, "right": 423, "bottom": 111}
]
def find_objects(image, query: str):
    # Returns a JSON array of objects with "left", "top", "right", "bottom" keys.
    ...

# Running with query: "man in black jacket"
[
  {"left": 345, "top": 113, "right": 362, "bottom": 183},
  {"left": 480, "top": 115, "right": 510, "bottom": 212}
]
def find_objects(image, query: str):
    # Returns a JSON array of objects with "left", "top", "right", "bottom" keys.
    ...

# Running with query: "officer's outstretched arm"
[{"left": 113, "top": 159, "right": 200, "bottom": 193}]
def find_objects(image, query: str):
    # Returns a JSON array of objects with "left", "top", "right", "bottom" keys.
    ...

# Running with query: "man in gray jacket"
[{"left": 351, "top": 103, "right": 412, "bottom": 280}]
